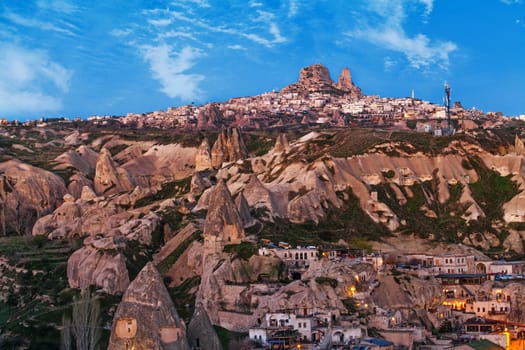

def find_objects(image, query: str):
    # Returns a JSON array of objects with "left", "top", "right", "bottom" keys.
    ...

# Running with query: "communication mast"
[{"left": 444, "top": 82, "right": 451, "bottom": 129}]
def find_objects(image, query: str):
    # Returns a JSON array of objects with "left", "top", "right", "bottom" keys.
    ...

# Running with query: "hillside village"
[{"left": 3, "top": 65, "right": 525, "bottom": 349}]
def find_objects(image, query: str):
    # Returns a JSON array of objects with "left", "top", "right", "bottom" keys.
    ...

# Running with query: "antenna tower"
[{"left": 444, "top": 82, "right": 451, "bottom": 129}]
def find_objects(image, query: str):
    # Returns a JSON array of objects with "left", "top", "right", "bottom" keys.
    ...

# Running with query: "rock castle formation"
[{"left": 282, "top": 64, "right": 362, "bottom": 99}]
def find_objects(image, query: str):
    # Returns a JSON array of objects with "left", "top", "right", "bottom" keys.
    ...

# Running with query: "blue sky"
[{"left": 1, "top": 0, "right": 524, "bottom": 120}]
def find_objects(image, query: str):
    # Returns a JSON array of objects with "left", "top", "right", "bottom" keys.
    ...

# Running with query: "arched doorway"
[{"left": 476, "top": 263, "right": 487, "bottom": 274}]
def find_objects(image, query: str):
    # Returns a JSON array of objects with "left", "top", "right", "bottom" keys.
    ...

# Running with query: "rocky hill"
[{"left": 1, "top": 101, "right": 525, "bottom": 347}]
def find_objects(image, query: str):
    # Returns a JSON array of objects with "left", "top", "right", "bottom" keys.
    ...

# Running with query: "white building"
[{"left": 404, "top": 253, "right": 476, "bottom": 275}]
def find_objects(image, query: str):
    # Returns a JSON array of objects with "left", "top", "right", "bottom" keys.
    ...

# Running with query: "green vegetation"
[
  {"left": 0, "top": 236, "right": 91, "bottom": 348},
  {"left": 156, "top": 230, "right": 202, "bottom": 274},
  {"left": 315, "top": 276, "right": 338, "bottom": 288},
  {"left": 469, "top": 156, "right": 520, "bottom": 222},
  {"left": 342, "top": 298, "right": 358, "bottom": 314},
  {"left": 374, "top": 180, "right": 468, "bottom": 242},
  {"left": 258, "top": 189, "right": 390, "bottom": 247},
  {"left": 122, "top": 223, "right": 164, "bottom": 280},
  {"left": 134, "top": 177, "right": 191, "bottom": 208},
  {"left": 223, "top": 242, "right": 257, "bottom": 260},
  {"left": 108, "top": 143, "right": 128, "bottom": 156},
  {"left": 157, "top": 207, "right": 185, "bottom": 231},
  {"left": 244, "top": 132, "right": 275, "bottom": 156},
  {"left": 213, "top": 325, "right": 248, "bottom": 350},
  {"left": 168, "top": 276, "right": 201, "bottom": 323}
]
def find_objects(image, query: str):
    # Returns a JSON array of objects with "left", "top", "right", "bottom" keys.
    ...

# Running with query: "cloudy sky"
[{"left": 1, "top": 0, "right": 524, "bottom": 120}]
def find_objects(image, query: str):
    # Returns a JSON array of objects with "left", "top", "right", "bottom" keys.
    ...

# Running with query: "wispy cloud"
[
  {"left": 0, "top": 44, "right": 72, "bottom": 116},
  {"left": 228, "top": 44, "right": 247, "bottom": 50},
  {"left": 346, "top": 0, "right": 456, "bottom": 70},
  {"left": 110, "top": 28, "right": 132, "bottom": 37},
  {"left": 148, "top": 18, "right": 173, "bottom": 27},
  {"left": 288, "top": 0, "right": 299, "bottom": 17},
  {"left": 383, "top": 56, "right": 398, "bottom": 71},
  {"left": 112, "top": 2, "right": 289, "bottom": 101},
  {"left": 4, "top": 10, "right": 76, "bottom": 36},
  {"left": 139, "top": 44, "right": 204, "bottom": 101},
  {"left": 500, "top": 0, "right": 522, "bottom": 4},
  {"left": 418, "top": 0, "right": 434, "bottom": 16},
  {"left": 36, "top": 0, "right": 79, "bottom": 14},
  {"left": 174, "top": 0, "right": 211, "bottom": 8}
]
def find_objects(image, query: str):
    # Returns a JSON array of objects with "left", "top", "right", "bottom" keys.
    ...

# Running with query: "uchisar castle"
[{"left": 1, "top": 64, "right": 525, "bottom": 350}]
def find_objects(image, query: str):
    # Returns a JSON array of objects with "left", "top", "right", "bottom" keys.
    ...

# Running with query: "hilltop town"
[
  {"left": 2, "top": 64, "right": 525, "bottom": 349},
  {"left": 2, "top": 63, "right": 513, "bottom": 132}
]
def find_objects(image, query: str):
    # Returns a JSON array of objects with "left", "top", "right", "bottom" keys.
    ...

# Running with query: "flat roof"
[{"left": 435, "top": 273, "right": 487, "bottom": 278}]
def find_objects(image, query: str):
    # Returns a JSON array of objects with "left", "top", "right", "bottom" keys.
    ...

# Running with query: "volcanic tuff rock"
[
  {"left": 67, "top": 236, "right": 129, "bottom": 294},
  {"left": 0, "top": 160, "right": 67, "bottom": 235},
  {"left": 234, "top": 192, "right": 257, "bottom": 228},
  {"left": 242, "top": 174, "right": 283, "bottom": 220},
  {"left": 336, "top": 67, "right": 363, "bottom": 98},
  {"left": 121, "top": 143, "right": 195, "bottom": 189},
  {"left": 94, "top": 148, "right": 134, "bottom": 195},
  {"left": 187, "top": 304, "right": 223, "bottom": 350},
  {"left": 197, "top": 103, "right": 223, "bottom": 129},
  {"left": 273, "top": 133, "right": 290, "bottom": 154},
  {"left": 203, "top": 180, "right": 245, "bottom": 253},
  {"left": 195, "top": 138, "right": 212, "bottom": 171},
  {"left": 108, "top": 263, "right": 190, "bottom": 350},
  {"left": 53, "top": 145, "right": 99, "bottom": 176},
  {"left": 67, "top": 174, "right": 94, "bottom": 199},
  {"left": 282, "top": 64, "right": 362, "bottom": 98},
  {"left": 210, "top": 127, "right": 247, "bottom": 169}
]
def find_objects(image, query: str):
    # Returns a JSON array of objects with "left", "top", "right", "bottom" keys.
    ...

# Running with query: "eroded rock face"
[
  {"left": 235, "top": 192, "right": 257, "bottom": 228},
  {"left": 187, "top": 304, "right": 223, "bottom": 350},
  {"left": 211, "top": 127, "right": 247, "bottom": 169},
  {"left": 108, "top": 263, "right": 189, "bottom": 350},
  {"left": 67, "top": 236, "right": 129, "bottom": 294},
  {"left": 54, "top": 145, "right": 99, "bottom": 176},
  {"left": 94, "top": 148, "right": 134, "bottom": 195},
  {"left": 273, "top": 133, "right": 290, "bottom": 154},
  {"left": 242, "top": 174, "right": 282, "bottom": 220},
  {"left": 203, "top": 180, "right": 245, "bottom": 253},
  {"left": 197, "top": 103, "right": 223, "bottom": 129},
  {"left": 0, "top": 160, "right": 67, "bottom": 235},
  {"left": 195, "top": 138, "right": 212, "bottom": 172},
  {"left": 67, "top": 174, "right": 94, "bottom": 199}
]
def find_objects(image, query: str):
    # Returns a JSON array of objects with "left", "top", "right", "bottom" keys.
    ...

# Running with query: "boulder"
[
  {"left": 67, "top": 240, "right": 129, "bottom": 294},
  {"left": 68, "top": 174, "right": 94, "bottom": 199},
  {"left": 0, "top": 160, "right": 67, "bottom": 235}
]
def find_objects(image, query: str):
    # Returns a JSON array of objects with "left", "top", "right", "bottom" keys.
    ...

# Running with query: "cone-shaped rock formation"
[{"left": 108, "top": 262, "right": 189, "bottom": 350}]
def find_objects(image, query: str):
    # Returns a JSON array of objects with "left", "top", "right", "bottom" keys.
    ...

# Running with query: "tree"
[{"left": 62, "top": 289, "right": 102, "bottom": 350}]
